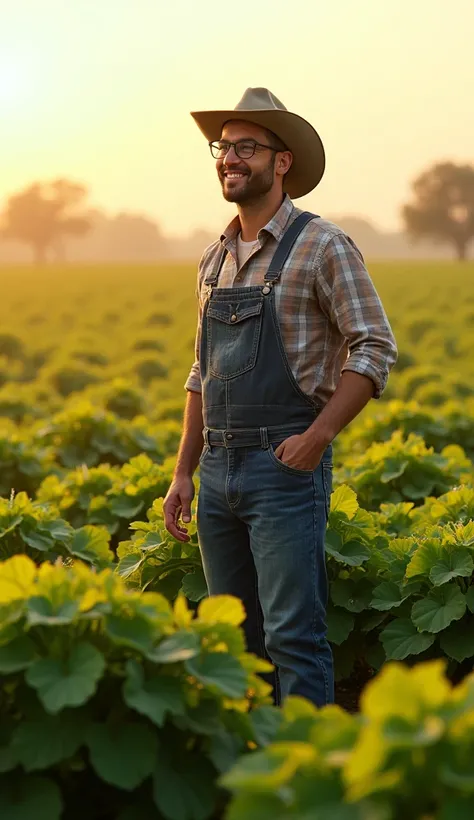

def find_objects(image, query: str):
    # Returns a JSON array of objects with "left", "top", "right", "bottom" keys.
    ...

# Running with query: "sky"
[{"left": 1, "top": 0, "right": 473, "bottom": 237}]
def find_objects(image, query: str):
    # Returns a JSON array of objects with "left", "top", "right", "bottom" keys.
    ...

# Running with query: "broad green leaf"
[
  {"left": 326, "top": 605, "right": 354, "bottom": 645},
  {"left": 198, "top": 595, "right": 245, "bottom": 626},
  {"left": 465, "top": 585, "right": 474, "bottom": 614},
  {"left": 153, "top": 748, "right": 217, "bottom": 820},
  {"left": 371, "top": 581, "right": 404, "bottom": 611},
  {"left": 405, "top": 539, "right": 441, "bottom": 579},
  {"left": 0, "top": 774, "right": 63, "bottom": 820},
  {"left": 123, "top": 659, "right": 185, "bottom": 727},
  {"left": 411, "top": 584, "right": 466, "bottom": 633},
  {"left": 147, "top": 631, "right": 200, "bottom": 663},
  {"left": 208, "top": 729, "right": 244, "bottom": 774},
  {"left": 25, "top": 641, "right": 105, "bottom": 713},
  {"left": 429, "top": 549, "right": 473, "bottom": 586},
  {"left": 105, "top": 613, "right": 156, "bottom": 653},
  {"left": 185, "top": 652, "right": 248, "bottom": 698},
  {"left": 0, "top": 555, "right": 36, "bottom": 604},
  {"left": 331, "top": 578, "right": 373, "bottom": 613},
  {"left": 69, "top": 525, "right": 113, "bottom": 567},
  {"left": 249, "top": 706, "right": 284, "bottom": 747},
  {"left": 181, "top": 570, "right": 208, "bottom": 602},
  {"left": 380, "top": 618, "right": 436, "bottom": 660},
  {"left": 325, "top": 531, "right": 370, "bottom": 566},
  {"left": 381, "top": 458, "right": 409, "bottom": 482},
  {"left": 27, "top": 595, "right": 78, "bottom": 626},
  {"left": 116, "top": 552, "right": 145, "bottom": 579},
  {"left": 329, "top": 485, "right": 359, "bottom": 519},
  {"left": 221, "top": 743, "right": 315, "bottom": 791},
  {"left": 87, "top": 722, "right": 157, "bottom": 790},
  {"left": 440, "top": 617, "right": 474, "bottom": 662},
  {"left": 110, "top": 495, "right": 144, "bottom": 518},
  {"left": 175, "top": 699, "right": 222, "bottom": 736},
  {"left": 361, "top": 611, "right": 388, "bottom": 633},
  {"left": 12, "top": 713, "right": 84, "bottom": 771},
  {"left": 0, "top": 635, "right": 37, "bottom": 673}
]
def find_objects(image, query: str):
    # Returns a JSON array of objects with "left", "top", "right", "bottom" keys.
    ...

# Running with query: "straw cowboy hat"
[{"left": 191, "top": 87, "right": 325, "bottom": 199}]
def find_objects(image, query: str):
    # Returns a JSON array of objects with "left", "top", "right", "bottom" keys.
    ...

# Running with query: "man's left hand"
[{"left": 274, "top": 433, "right": 326, "bottom": 472}]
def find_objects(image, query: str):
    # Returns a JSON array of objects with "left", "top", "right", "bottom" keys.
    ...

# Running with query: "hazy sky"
[{"left": 1, "top": 0, "right": 473, "bottom": 237}]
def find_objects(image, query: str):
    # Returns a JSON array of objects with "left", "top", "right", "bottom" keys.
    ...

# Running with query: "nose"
[{"left": 222, "top": 144, "right": 239, "bottom": 165}]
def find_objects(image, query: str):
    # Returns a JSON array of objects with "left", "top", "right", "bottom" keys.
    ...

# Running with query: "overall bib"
[{"left": 197, "top": 212, "right": 334, "bottom": 706}]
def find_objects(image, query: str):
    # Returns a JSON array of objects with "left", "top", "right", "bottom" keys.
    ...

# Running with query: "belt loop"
[
  {"left": 260, "top": 427, "right": 269, "bottom": 449},
  {"left": 203, "top": 427, "right": 210, "bottom": 447}
]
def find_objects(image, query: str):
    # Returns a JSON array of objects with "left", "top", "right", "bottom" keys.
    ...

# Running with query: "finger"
[
  {"left": 164, "top": 501, "right": 189, "bottom": 542},
  {"left": 181, "top": 500, "right": 192, "bottom": 524}
]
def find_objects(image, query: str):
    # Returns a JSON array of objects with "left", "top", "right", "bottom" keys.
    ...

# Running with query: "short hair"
[{"left": 262, "top": 126, "right": 288, "bottom": 153}]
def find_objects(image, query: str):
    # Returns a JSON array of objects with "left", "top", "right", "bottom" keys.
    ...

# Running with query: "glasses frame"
[{"left": 208, "top": 139, "right": 283, "bottom": 160}]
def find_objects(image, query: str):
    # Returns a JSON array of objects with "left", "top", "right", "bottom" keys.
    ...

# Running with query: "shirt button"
[{"left": 230, "top": 314, "right": 237, "bottom": 322}]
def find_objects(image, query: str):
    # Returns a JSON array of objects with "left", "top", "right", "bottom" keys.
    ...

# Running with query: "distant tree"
[
  {"left": 0, "top": 179, "right": 91, "bottom": 264},
  {"left": 402, "top": 162, "right": 474, "bottom": 261}
]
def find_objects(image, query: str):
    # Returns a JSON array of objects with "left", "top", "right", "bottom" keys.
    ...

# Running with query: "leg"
[
  {"left": 196, "top": 447, "right": 277, "bottom": 695},
  {"left": 240, "top": 445, "right": 334, "bottom": 707}
]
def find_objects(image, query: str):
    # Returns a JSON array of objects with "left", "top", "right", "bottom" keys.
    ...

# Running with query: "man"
[{"left": 164, "top": 87, "right": 397, "bottom": 707}]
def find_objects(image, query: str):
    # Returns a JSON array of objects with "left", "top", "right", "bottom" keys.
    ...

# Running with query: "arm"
[
  {"left": 163, "top": 268, "right": 205, "bottom": 541},
  {"left": 276, "top": 233, "right": 398, "bottom": 469},
  {"left": 305, "top": 232, "right": 398, "bottom": 449}
]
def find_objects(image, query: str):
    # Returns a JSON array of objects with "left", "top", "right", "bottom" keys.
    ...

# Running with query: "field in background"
[
  {"left": 1, "top": 260, "right": 474, "bottom": 818},
  {"left": 0, "top": 260, "right": 473, "bottom": 429}
]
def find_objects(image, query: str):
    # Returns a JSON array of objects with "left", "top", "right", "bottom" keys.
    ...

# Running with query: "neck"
[{"left": 237, "top": 190, "right": 285, "bottom": 241}]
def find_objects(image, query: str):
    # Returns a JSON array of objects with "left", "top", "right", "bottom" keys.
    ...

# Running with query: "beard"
[{"left": 219, "top": 157, "right": 275, "bottom": 204}]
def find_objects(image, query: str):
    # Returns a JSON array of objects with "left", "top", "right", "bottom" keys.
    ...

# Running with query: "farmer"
[{"left": 163, "top": 87, "right": 397, "bottom": 706}]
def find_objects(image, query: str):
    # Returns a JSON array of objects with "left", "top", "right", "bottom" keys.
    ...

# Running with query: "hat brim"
[{"left": 190, "top": 108, "right": 325, "bottom": 199}]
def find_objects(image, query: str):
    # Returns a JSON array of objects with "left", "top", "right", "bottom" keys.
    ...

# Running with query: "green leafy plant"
[
  {"left": 223, "top": 660, "right": 474, "bottom": 819},
  {"left": 0, "top": 491, "right": 113, "bottom": 569},
  {"left": 0, "top": 556, "right": 273, "bottom": 819},
  {"left": 34, "top": 399, "right": 181, "bottom": 468},
  {"left": 37, "top": 454, "right": 174, "bottom": 547},
  {"left": 335, "top": 431, "right": 471, "bottom": 510},
  {"left": 117, "top": 498, "right": 208, "bottom": 603}
]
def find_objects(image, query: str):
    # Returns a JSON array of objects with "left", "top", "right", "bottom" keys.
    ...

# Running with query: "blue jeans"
[{"left": 197, "top": 439, "right": 334, "bottom": 707}]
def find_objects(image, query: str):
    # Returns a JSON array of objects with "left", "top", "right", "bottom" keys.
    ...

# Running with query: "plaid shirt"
[{"left": 185, "top": 194, "right": 397, "bottom": 404}]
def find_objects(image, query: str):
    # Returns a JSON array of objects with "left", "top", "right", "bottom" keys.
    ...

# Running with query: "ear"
[{"left": 278, "top": 150, "right": 293, "bottom": 174}]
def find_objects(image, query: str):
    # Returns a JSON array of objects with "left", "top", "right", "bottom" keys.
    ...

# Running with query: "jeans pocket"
[
  {"left": 322, "top": 462, "right": 333, "bottom": 519},
  {"left": 267, "top": 442, "right": 314, "bottom": 477},
  {"left": 199, "top": 444, "right": 210, "bottom": 465}
]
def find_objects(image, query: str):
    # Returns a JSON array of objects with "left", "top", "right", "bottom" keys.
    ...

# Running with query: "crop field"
[{"left": 1, "top": 260, "right": 474, "bottom": 818}]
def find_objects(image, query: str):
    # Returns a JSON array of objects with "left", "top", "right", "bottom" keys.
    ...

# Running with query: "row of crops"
[{"left": 1, "top": 261, "right": 474, "bottom": 818}]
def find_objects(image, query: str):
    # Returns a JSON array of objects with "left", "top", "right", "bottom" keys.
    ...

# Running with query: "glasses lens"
[
  {"left": 236, "top": 141, "right": 256, "bottom": 158},
  {"left": 211, "top": 141, "right": 230, "bottom": 158}
]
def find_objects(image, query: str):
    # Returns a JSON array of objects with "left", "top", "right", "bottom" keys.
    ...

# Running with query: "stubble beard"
[{"left": 220, "top": 158, "right": 276, "bottom": 204}]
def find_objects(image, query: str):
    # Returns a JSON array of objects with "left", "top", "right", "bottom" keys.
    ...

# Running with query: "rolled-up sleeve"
[{"left": 315, "top": 233, "right": 398, "bottom": 399}]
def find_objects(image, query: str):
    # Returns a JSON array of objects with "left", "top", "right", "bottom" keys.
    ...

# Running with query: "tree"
[
  {"left": 0, "top": 179, "right": 91, "bottom": 264},
  {"left": 402, "top": 162, "right": 474, "bottom": 261}
]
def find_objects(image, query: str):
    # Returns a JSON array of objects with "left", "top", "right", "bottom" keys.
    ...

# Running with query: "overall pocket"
[{"left": 206, "top": 298, "right": 263, "bottom": 379}]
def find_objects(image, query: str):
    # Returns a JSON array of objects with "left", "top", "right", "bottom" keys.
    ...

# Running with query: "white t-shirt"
[{"left": 236, "top": 232, "right": 258, "bottom": 269}]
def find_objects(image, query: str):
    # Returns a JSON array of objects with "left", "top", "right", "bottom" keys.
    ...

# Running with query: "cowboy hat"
[{"left": 190, "top": 87, "right": 325, "bottom": 199}]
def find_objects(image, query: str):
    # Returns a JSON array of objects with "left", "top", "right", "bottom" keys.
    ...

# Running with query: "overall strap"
[
  {"left": 203, "top": 245, "right": 227, "bottom": 286},
  {"left": 264, "top": 211, "right": 319, "bottom": 284}
]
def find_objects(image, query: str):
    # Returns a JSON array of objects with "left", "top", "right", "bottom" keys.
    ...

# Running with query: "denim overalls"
[{"left": 197, "top": 212, "right": 334, "bottom": 706}]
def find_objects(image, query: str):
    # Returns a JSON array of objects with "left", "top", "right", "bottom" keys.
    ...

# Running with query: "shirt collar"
[{"left": 220, "top": 194, "right": 295, "bottom": 246}]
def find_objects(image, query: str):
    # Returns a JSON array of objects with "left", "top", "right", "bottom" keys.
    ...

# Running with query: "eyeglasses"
[{"left": 209, "top": 139, "right": 282, "bottom": 160}]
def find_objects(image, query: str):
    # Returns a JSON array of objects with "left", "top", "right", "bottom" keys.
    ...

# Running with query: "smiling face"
[{"left": 216, "top": 120, "right": 292, "bottom": 205}]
